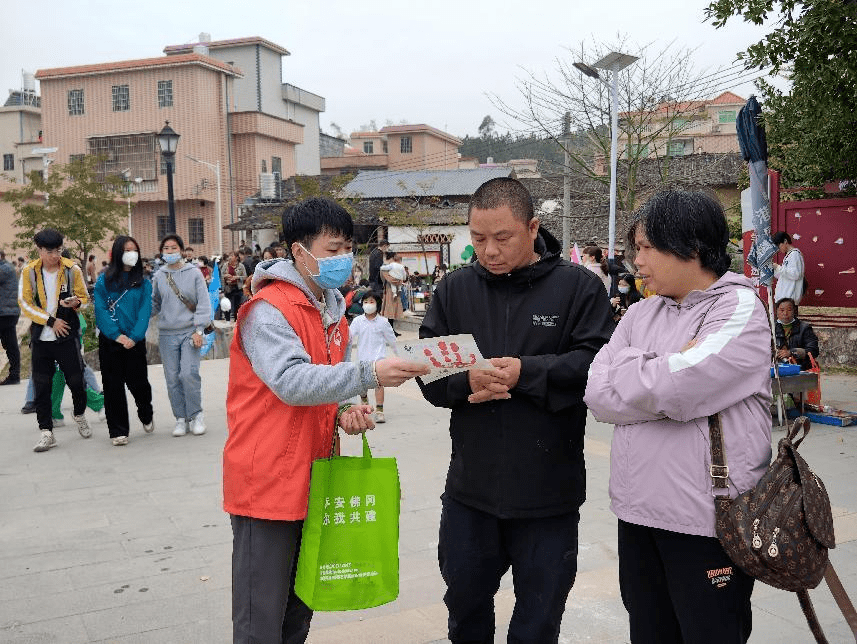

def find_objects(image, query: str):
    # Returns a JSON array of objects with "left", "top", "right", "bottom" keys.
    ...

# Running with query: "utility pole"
[{"left": 562, "top": 112, "right": 571, "bottom": 261}]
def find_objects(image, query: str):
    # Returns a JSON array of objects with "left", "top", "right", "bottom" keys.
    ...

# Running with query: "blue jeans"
[{"left": 159, "top": 331, "right": 202, "bottom": 420}]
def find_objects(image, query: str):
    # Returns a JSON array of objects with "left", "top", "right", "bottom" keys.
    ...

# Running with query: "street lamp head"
[
  {"left": 573, "top": 62, "right": 600, "bottom": 79},
  {"left": 593, "top": 51, "right": 640, "bottom": 72},
  {"left": 158, "top": 121, "right": 180, "bottom": 156}
]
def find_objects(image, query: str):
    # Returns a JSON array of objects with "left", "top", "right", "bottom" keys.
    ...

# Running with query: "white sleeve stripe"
[
  {"left": 668, "top": 289, "right": 757, "bottom": 373},
  {"left": 18, "top": 269, "right": 49, "bottom": 324}
]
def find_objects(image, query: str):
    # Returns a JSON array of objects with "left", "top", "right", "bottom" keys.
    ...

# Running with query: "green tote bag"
[{"left": 294, "top": 432, "right": 400, "bottom": 611}]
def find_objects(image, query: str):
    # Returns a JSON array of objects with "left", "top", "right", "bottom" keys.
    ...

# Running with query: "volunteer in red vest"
[{"left": 222, "top": 197, "right": 428, "bottom": 644}]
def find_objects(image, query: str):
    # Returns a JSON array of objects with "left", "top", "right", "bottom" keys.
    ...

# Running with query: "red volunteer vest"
[{"left": 223, "top": 281, "right": 348, "bottom": 521}]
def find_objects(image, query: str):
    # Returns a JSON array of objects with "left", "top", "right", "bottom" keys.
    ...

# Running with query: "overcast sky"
[{"left": 3, "top": 0, "right": 776, "bottom": 139}]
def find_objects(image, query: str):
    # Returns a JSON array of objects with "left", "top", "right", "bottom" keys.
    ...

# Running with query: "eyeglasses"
[{"left": 41, "top": 247, "right": 64, "bottom": 256}]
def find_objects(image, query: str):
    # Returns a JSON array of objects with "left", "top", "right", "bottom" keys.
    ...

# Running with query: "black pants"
[
  {"left": 226, "top": 289, "right": 242, "bottom": 321},
  {"left": 618, "top": 520, "right": 754, "bottom": 644},
  {"left": 0, "top": 315, "right": 20, "bottom": 379},
  {"left": 98, "top": 334, "right": 153, "bottom": 438},
  {"left": 438, "top": 495, "right": 580, "bottom": 644},
  {"left": 31, "top": 337, "right": 86, "bottom": 430},
  {"left": 231, "top": 514, "right": 313, "bottom": 644}
]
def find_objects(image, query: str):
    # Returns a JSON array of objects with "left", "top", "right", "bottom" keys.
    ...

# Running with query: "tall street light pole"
[
  {"left": 574, "top": 52, "right": 638, "bottom": 259},
  {"left": 157, "top": 121, "right": 180, "bottom": 234},
  {"left": 186, "top": 155, "right": 223, "bottom": 257}
]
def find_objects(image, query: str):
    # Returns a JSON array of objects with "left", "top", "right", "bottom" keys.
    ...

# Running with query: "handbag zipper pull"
[
  {"left": 751, "top": 519, "right": 762, "bottom": 550},
  {"left": 767, "top": 527, "right": 780, "bottom": 558}
]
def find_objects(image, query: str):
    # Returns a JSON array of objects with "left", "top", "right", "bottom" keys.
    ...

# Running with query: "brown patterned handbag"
[{"left": 709, "top": 414, "right": 857, "bottom": 642}]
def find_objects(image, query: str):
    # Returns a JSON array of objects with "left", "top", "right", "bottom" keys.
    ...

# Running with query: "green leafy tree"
[
  {"left": 705, "top": 0, "right": 857, "bottom": 191},
  {"left": 2, "top": 156, "right": 128, "bottom": 265}
]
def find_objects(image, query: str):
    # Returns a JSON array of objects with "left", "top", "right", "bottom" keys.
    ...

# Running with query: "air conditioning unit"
[{"left": 260, "top": 173, "right": 277, "bottom": 199}]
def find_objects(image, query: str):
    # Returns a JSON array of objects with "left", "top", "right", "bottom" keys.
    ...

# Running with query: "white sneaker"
[
  {"left": 190, "top": 413, "right": 206, "bottom": 436},
  {"left": 112, "top": 436, "right": 129, "bottom": 446},
  {"left": 374, "top": 411, "right": 386, "bottom": 424},
  {"left": 172, "top": 418, "right": 187, "bottom": 437},
  {"left": 98, "top": 409, "right": 106, "bottom": 422},
  {"left": 52, "top": 418, "right": 65, "bottom": 427},
  {"left": 142, "top": 419, "right": 155, "bottom": 434},
  {"left": 74, "top": 414, "right": 92, "bottom": 438},
  {"left": 34, "top": 430, "right": 57, "bottom": 452}
]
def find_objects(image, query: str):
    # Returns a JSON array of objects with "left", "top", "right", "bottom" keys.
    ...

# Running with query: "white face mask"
[
  {"left": 618, "top": 286, "right": 630, "bottom": 294},
  {"left": 122, "top": 251, "right": 139, "bottom": 267},
  {"left": 362, "top": 302, "right": 377, "bottom": 315}
]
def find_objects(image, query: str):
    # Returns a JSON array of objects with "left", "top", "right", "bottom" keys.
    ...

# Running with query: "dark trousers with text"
[
  {"left": 231, "top": 514, "right": 313, "bottom": 644},
  {"left": 438, "top": 495, "right": 580, "bottom": 644},
  {"left": 31, "top": 337, "right": 86, "bottom": 430},
  {"left": 618, "top": 519, "right": 754, "bottom": 644},
  {"left": 98, "top": 334, "right": 153, "bottom": 438}
]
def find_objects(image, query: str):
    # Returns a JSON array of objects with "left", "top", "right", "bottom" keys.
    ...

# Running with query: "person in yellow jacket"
[{"left": 18, "top": 228, "right": 92, "bottom": 452}]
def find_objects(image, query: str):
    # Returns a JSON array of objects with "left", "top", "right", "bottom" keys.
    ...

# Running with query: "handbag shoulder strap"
[
  {"left": 707, "top": 413, "right": 730, "bottom": 495},
  {"left": 165, "top": 271, "right": 196, "bottom": 313}
]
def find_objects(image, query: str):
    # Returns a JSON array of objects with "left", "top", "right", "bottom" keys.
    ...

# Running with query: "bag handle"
[
  {"left": 788, "top": 415, "right": 811, "bottom": 449},
  {"left": 326, "top": 430, "right": 373, "bottom": 460}
]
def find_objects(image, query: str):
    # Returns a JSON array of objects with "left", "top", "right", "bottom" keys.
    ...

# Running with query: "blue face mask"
[
  {"left": 299, "top": 245, "right": 353, "bottom": 289},
  {"left": 162, "top": 252, "right": 182, "bottom": 265}
]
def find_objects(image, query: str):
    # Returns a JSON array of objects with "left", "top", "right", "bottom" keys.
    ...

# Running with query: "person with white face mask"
[
  {"left": 348, "top": 291, "right": 399, "bottom": 423},
  {"left": 93, "top": 236, "right": 154, "bottom": 446}
]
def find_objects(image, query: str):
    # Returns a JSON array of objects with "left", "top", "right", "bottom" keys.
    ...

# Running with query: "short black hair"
[
  {"left": 469, "top": 177, "right": 534, "bottom": 224},
  {"left": 282, "top": 197, "right": 353, "bottom": 257},
  {"left": 34, "top": 228, "right": 63, "bottom": 249},
  {"left": 627, "top": 190, "right": 732, "bottom": 277},
  {"left": 772, "top": 231, "right": 792, "bottom": 246},
  {"left": 360, "top": 290, "right": 382, "bottom": 305},
  {"left": 384, "top": 251, "right": 396, "bottom": 260},
  {"left": 159, "top": 234, "right": 185, "bottom": 252}
]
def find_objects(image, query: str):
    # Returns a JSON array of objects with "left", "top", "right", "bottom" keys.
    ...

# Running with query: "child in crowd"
[
  {"left": 380, "top": 252, "right": 406, "bottom": 300},
  {"left": 349, "top": 291, "right": 398, "bottom": 423}
]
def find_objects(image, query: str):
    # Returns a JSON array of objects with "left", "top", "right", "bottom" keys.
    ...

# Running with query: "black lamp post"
[{"left": 157, "top": 121, "right": 180, "bottom": 234}]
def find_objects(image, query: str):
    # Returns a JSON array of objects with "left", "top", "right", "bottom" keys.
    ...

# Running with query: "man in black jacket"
[
  {"left": 774, "top": 297, "right": 819, "bottom": 370},
  {"left": 367, "top": 239, "right": 389, "bottom": 295},
  {"left": 419, "top": 178, "right": 614, "bottom": 643}
]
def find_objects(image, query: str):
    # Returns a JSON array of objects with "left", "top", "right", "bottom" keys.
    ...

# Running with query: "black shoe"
[
  {"left": 394, "top": 331, "right": 401, "bottom": 337},
  {"left": 21, "top": 402, "right": 36, "bottom": 414},
  {"left": 0, "top": 376, "right": 20, "bottom": 386}
]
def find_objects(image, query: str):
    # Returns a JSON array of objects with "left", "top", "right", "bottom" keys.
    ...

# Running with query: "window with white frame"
[
  {"left": 188, "top": 218, "right": 204, "bottom": 244},
  {"left": 158, "top": 80, "right": 173, "bottom": 108},
  {"left": 3, "top": 154, "right": 13, "bottom": 171},
  {"left": 68, "top": 89, "right": 85, "bottom": 115},
  {"left": 363, "top": 141, "right": 374, "bottom": 154},
  {"left": 272, "top": 156, "right": 282, "bottom": 175},
  {"left": 112, "top": 85, "right": 130, "bottom": 112},
  {"left": 400, "top": 136, "right": 412, "bottom": 154}
]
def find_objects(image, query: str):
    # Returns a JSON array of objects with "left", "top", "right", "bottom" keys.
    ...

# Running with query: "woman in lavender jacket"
[{"left": 584, "top": 191, "right": 772, "bottom": 644}]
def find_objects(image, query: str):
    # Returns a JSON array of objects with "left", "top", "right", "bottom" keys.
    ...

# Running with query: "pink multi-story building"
[
  {"left": 35, "top": 38, "right": 308, "bottom": 258},
  {"left": 321, "top": 124, "right": 461, "bottom": 175}
]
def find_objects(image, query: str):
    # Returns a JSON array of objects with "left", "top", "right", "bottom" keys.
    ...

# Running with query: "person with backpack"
[
  {"left": 584, "top": 191, "right": 772, "bottom": 643},
  {"left": 18, "top": 228, "right": 92, "bottom": 452},
  {"left": 94, "top": 236, "right": 154, "bottom": 446}
]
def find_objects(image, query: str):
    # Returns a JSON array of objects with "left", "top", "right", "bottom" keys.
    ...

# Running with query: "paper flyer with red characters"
[{"left": 395, "top": 334, "right": 490, "bottom": 383}]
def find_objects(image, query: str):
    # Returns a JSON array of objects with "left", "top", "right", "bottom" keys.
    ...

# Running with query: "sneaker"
[
  {"left": 0, "top": 376, "right": 20, "bottom": 386},
  {"left": 33, "top": 430, "right": 57, "bottom": 452},
  {"left": 112, "top": 435, "right": 129, "bottom": 446},
  {"left": 21, "top": 402, "right": 36, "bottom": 414},
  {"left": 374, "top": 411, "right": 386, "bottom": 424},
  {"left": 190, "top": 413, "right": 206, "bottom": 436},
  {"left": 172, "top": 418, "right": 187, "bottom": 437},
  {"left": 52, "top": 418, "right": 65, "bottom": 427},
  {"left": 74, "top": 414, "right": 92, "bottom": 439},
  {"left": 142, "top": 419, "right": 155, "bottom": 434}
]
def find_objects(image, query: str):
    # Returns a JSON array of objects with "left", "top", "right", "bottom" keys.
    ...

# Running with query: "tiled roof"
[
  {"left": 164, "top": 36, "right": 289, "bottom": 57},
  {"left": 710, "top": 91, "right": 745, "bottom": 105},
  {"left": 342, "top": 168, "right": 514, "bottom": 199},
  {"left": 35, "top": 53, "right": 242, "bottom": 80}
]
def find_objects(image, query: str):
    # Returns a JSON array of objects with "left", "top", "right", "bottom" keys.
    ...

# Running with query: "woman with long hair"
[
  {"left": 151, "top": 234, "right": 211, "bottom": 437},
  {"left": 93, "top": 236, "right": 154, "bottom": 446},
  {"left": 582, "top": 245, "right": 612, "bottom": 293},
  {"left": 610, "top": 272, "right": 643, "bottom": 321}
]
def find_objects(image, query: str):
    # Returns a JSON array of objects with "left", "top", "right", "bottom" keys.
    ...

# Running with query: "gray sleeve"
[
  {"left": 193, "top": 272, "right": 211, "bottom": 327},
  {"left": 240, "top": 300, "right": 377, "bottom": 406}
]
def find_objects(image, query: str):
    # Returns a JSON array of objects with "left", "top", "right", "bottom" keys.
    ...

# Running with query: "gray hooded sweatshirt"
[
  {"left": 239, "top": 258, "right": 377, "bottom": 406},
  {"left": 151, "top": 262, "right": 211, "bottom": 335}
]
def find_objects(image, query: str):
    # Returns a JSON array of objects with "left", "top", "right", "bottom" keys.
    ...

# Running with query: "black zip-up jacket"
[
  {"left": 775, "top": 317, "right": 819, "bottom": 370},
  {"left": 418, "top": 229, "right": 615, "bottom": 518}
]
